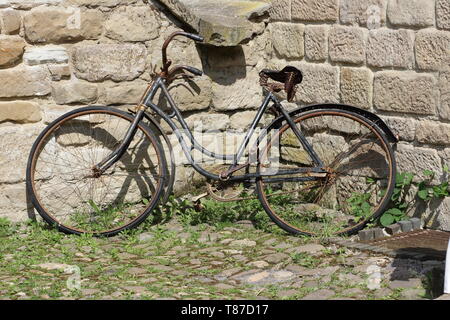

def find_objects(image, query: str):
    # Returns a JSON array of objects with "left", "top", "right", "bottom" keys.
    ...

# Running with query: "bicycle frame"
[{"left": 96, "top": 76, "right": 328, "bottom": 183}]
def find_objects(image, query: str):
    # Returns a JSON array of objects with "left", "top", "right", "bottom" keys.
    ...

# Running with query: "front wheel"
[
  {"left": 26, "top": 106, "right": 166, "bottom": 236},
  {"left": 256, "top": 108, "right": 396, "bottom": 237}
]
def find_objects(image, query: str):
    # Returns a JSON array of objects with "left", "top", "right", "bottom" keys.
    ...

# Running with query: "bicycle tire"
[
  {"left": 26, "top": 106, "right": 167, "bottom": 236},
  {"left": 256, "top": 108, "right": 396, "bottom": 237}
]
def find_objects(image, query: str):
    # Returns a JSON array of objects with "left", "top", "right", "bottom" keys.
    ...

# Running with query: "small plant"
[
  {"left": 347, "top": 192, "right": 372, "bottom": 222},
  {"left": 379, "top": 168, "right": 449, "bottom": 227}
]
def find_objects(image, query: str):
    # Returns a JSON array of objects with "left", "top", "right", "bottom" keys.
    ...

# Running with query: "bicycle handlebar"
[{"left": 161, "top": 31, "right": 204, "bottom": 76}]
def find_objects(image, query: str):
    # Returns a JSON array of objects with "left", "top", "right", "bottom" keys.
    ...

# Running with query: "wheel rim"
[
  {"left": 257, "top": 111, "right": 395, "bottom": 237},
  {"left": 29, "top": 109, "right": 164, "bottom": 235}
]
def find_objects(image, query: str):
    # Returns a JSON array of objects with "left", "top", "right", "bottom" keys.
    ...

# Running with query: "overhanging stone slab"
[{"left": 157, "top": 0, "right": 270, "bottom": 46}]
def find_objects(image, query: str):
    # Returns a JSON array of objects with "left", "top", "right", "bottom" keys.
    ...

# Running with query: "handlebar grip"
[{"left": 184, "top": 66, "right": 203, "bottom": 76}]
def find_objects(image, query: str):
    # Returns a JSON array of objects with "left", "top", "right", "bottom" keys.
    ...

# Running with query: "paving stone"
[
  {"left": 316, "top": 266, "right": 340, "bottom": 276},
  {"left": 127, "top": 267, "right": 147, "bottom": 275},
  {"left": 229, "top": 239, "right": 256, "bottom": 247},
  {"left": 265, "top": 252, "right": 289, "bottom": 264},
  {"left": 117, "top": 253, "right": 137, "bottom": 260},
  {"left": 338, "top": 273, "right": 364, "bottom": 284},
  {"left": 217, "top": 267, "right": 242, "bottom": 278},
  {"left": 263, "top": 238, "right": 277, "bottom": 246},
  {"left": 290, "top": 243, "right": 325, "bottom": 254},
  {"left": 246, "top": 271, "right": 270, "bottom": 283},
  {"left": 81, "top": 288, "right": 101, "bottom": 296},
  {"left": 401, "top": 288, "right": 426, "bottom": 300},
  {"left": 341, "top": 287, "right": 364, "bottom": 297},
  {"left": 122, "top": 286, "right": 147, "bottom": 294},
  {"left": 138, "top": 233, "right": 154, "bottom": 242},
  {"left": 303, "top": 280, "right": 319, "bottom": 288},
  {"left": 210, "top": 251, "right": 225, "bottom": 258},
  {"left": 249, "top": 261, "right": 270, "bottom": 269},
  {"left": 302, "top": 289, "right": 336, "bottom": 300},
  {"left": 278, "top": 289, "right": 298, "bottom": 298},
  {"left": 389, "top": 278, "right": 422, "bottom": 290},
  {"left": 285, "top": 264, "right": 308, "bottom": 274},
  {"left": 214, "top": 283, "right": 234, "bottom": 290}
]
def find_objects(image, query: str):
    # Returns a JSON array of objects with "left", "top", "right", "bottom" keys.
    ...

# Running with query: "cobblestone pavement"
[{"left": 0, "top": 218, "right": 442, "bottom": 300}]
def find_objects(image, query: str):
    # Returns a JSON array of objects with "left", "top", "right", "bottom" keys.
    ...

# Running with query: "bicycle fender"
[{"left": 267, "top": 103, "right": 398, "bottom": 143}]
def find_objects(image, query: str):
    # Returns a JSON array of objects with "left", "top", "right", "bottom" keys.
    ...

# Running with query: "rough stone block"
[
  {"left": 329, "top": 26, "right": 365, "bottom": 64},
  {"left": 269, "top": 0, "right": 291, "bottom": 21},
  {"left": 291, "top": 62, "right": 339, "bottom": 104},
  {"left": 387, "top": 0, "right": 434, "bottom": 27},
  {"left": 51, "top": 81, "right": 98, "bottom": 104},
  {"left": 0, "top": 0, "right": 9, "bottom": 8},
  {"left": 168, "top": 76, "right": 212, "bottom": 111},
  {"left": 381, "top": 116, "right": 416, "bottom": 142},
  {"left": 71, "top": 43, "right": 147, "bottom": 82},
  {"left": 271, "top": 22, "right": 304, "bottom": 59},
  {"left": 229, "top": 111, "right": 260, "bottom": 131},
  {"left": 291, "top": 0, "right": 338, "bottom": 22},
  {"left": 0, "top": 34, "right": 25, "bottom": 67},
  {"left": 410, "top": 218, "right": 421, "bottom": 230},
  {"left": 0, "top": 8, "right": 21, "bottom": 34},
  {"left": 340, "top": 0, "right": 387, "bottom": 28},
  {"left": 437, "top": 0, "right": 450, "bottom": 30},
  {"left": 0, "top": 126, "right": 44, "bottom": 184},
  {"left": 367, "top": 29, "right": 414, "bottom": 68},
  {"left": 304, "top": 25, "right": 328, "bottom": 61},
  {"left": 105, "top": 6, "right": 159, "bottom": 42},
  {"left": 340, "top": 67, "right": 372, "bottom": 109},
  {"left": 23, "top": 46, "right": 68, "bottom": 66},
  {"left": 385, "top": 223, "right": 401, "bottom": 235},
  {"left": 0, "top": 66, "right": 50, "bottom": 98},
  {"left": 0, "top": 101, "right": 41, "bottom": 123},
  {"left": 398, "top": 220, "right": 412, "bottom": 232},
  {"left": 185, "top": 113, "right": 230, "bottom": 132},
  {"left": 9, "top": 0, "right": 62, "bottom": 9},
  {"left": 48, "top": 64, "right": 71, "bottom": 81},
  {"left": 42, "top": 104, "right": 73, "bottom": 124},
  {"left": 373, "top": 228, "right": 385, "bottom": 239},
  {"left": 66, "top": 0, "right": 137, "bottom": 6},
  {"left": 212, "top": 68, "right": 261, "bottom": 111},
  {"left": 0, "top": 182, "right": 32, "bottom": 222},
  {"left": 416, "top": 121, "right": 450, "bottom": 146},
  {"left": 425, "top": 197, "right": 450, "bottom": 232},
  {"left": 358, "top": 229, "right": 374, "bottom": 241},
  {"left": 373, "top": 71, "right": 436, "bottom": 115},
  {"left": 98, "top": 80, "right": 149, "bottom": 105},
  {"left": 415, "top": 30, "right": 450, "bottom": 71},
  {"left": 439, "top": 70, "right": 450, "bottom": 120},
  {"left": 396, "top": 144, "right": 443, "bottom": 184},
  {"left": 23, "top": 7, "right": 103, "bottom": 43}
]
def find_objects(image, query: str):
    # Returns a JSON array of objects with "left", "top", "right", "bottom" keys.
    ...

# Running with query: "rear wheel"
[
  {"left": 26, "top": 106, "right": 166, "bottom": 236},
  {"left": 256, "top": 108, "right": 396, "bottom": 237}
]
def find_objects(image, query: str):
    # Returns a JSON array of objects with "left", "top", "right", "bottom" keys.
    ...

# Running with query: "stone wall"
[
  {"left": 267, "top": 0, "right": 450, "bottom": 230},
  {"left": 0, "top": 0, "right": 449, "bottom": 229}
]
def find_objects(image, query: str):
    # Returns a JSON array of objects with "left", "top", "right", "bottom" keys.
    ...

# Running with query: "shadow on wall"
[{"left": 197, "top": 45, "right": 247, "bottom": 85}]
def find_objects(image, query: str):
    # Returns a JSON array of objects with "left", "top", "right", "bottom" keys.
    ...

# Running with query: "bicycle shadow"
[
  {"left": 386, "top": 248, "right": 446, "bottom": 299},
  {"left": 26, "top": 123, "right": 162, "bottom": 221}
]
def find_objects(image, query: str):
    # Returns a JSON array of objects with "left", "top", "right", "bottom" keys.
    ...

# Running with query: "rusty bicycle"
[{"left": 26, "top": 31, "right": 397, "bottom": 237}]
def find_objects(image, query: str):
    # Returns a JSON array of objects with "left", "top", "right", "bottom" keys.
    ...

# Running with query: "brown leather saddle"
[{"left": 259, "top": 66, "right": 303, "bottom": 102}]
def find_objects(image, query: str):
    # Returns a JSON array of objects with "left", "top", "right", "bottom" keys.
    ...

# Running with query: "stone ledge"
[{"left": 156, "top": 0, "right": 270, "bottom": 46}]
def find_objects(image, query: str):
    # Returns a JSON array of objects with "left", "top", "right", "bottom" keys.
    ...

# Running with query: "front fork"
[{"left": 93, "top": 108, "right": 146, "bottom": 175}]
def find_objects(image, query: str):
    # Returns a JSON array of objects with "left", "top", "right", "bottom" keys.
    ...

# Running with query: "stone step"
[{"left": 156, "top": 0, "right": 270, "bottom": 46}]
